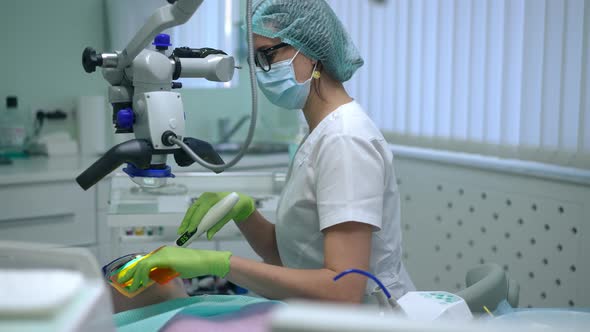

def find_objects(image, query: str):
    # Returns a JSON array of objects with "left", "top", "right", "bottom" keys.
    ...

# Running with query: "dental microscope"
[{"left": 76, "top": 0, "right": 259, "bottom": 190}]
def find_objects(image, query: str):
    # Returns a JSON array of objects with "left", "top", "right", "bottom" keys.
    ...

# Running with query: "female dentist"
[{"left": 119, "top": 0, "right": 415, "bottom": 303}]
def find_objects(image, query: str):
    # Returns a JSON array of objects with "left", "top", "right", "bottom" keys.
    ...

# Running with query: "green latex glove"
[
  {"left": 117, "top": 246, "right": 232, "bottom": 293},
  {"left": 177, "top": 192, "right": 255, "bottom": 240}
]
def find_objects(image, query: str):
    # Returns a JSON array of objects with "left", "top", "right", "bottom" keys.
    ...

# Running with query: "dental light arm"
[{"left": 77, "top": 0, "right": 258, "bottom": 190}]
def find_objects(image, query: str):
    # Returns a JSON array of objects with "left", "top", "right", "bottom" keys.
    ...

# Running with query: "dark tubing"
[
  {"left": 76, "top": 139, "right": 153, "bottom": 190},
  {"left": 173, "top": 137, "right": 225, "bottom": 172}
]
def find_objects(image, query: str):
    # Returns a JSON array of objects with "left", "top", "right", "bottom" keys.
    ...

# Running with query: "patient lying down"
[
  {"left": 102, "top": 253, "right": 279, "bottom": 332},
  {"left": 102, "top": 253, "right": 189, "bottom": 313},
  {"left": 108, "top": 274, "right": 189, "bottom": 313}
]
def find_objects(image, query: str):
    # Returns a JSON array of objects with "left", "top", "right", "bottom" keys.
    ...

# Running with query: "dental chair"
[
  {"left": 456, "top": 263, "right": 520, "bottom": 313},
  {"left": 0, "top": 241, "right": 115, "bottom": 332}
]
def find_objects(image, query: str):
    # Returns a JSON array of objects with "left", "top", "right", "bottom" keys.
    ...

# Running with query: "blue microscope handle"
[{"left": 76, "top": 139, "right": 153, "bottom": 190}]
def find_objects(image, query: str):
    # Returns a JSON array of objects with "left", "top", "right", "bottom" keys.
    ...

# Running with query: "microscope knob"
[
  {"left": 82, "top": 47, "right": 103, "bottom": 73},
  {"left": 153, "top": 34, "right": 172, "bottom": 50},
  {"left": 116, "top": 108, "right": 135, "bottom": 129}
]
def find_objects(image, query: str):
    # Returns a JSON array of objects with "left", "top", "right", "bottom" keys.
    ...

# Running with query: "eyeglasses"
[{"left": 254, "top": 42, "right": 290, "bottom": 72}]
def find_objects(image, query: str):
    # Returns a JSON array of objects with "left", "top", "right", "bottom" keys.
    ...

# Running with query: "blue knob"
[
  {"left": 153, "top": 34, "right": 172, "bottom": 49},
  {"left": 117, "top": 108, "right": 134, "bottom": 129}
]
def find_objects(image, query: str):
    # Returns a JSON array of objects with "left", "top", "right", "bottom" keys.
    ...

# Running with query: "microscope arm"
[{"left": 97, "top": 0, "right": 205, "bottom": 71}]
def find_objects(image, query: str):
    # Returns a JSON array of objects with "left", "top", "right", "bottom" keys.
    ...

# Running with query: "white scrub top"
[{"left": 275, "top": 101, "right": 416, "bottom": 299}]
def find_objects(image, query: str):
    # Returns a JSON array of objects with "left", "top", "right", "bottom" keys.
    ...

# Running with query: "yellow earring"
[{"left": 311, "top": 62, "right": 321, "bottom": 79}]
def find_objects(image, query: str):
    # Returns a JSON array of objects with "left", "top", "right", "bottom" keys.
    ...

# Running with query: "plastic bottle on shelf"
[
  {"left": 0, "top": 96, "right": 31, "bottom": 157},
  {"left": 134, "top": 227, "right": 145, "bottom": 236}
]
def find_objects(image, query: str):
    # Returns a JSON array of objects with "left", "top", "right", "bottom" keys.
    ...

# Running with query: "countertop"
[
  {"left": 0, "top": 156, "right": 98, "bottom": 185},
  {"left": 179, "top": 152, "right": 289, "bottom": 172},
  {"left": 0, "top": 153, "right": 290, "bottom": 186}
]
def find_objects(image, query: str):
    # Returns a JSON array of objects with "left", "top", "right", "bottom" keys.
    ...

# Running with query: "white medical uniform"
[{"left": 275, "top": 101, "right": 416, "bottom": 299}]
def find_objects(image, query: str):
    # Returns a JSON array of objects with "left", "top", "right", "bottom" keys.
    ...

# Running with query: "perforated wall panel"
[{"left": 396, "top": 157, "right": 589, "bottom": 308}]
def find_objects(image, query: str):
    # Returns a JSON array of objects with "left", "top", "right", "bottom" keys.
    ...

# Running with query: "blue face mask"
[{"left": 255, "top": 51, "right": 316, "bottom": 110}]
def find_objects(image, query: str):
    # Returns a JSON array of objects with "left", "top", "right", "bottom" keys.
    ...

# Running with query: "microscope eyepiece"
[{"left": 82, "top": 47, "right": 103, "bottom": 73}]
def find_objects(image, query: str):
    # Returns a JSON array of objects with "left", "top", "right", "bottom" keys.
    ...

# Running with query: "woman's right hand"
[{"left": 177, "top": 192, "right": 256, "bottom": 240}]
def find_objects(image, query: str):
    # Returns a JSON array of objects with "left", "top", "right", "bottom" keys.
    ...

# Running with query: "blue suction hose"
[
  {"left": 333, "top": 269, "right": 391, "bottom": 299},
  {"left": 334, "top": 269, "right": 406, "bottom": 315}
]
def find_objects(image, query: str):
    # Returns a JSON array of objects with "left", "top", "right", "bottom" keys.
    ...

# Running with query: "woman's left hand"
[{"left": 117, "top": 246, "right": 232, "bottom": 292}]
